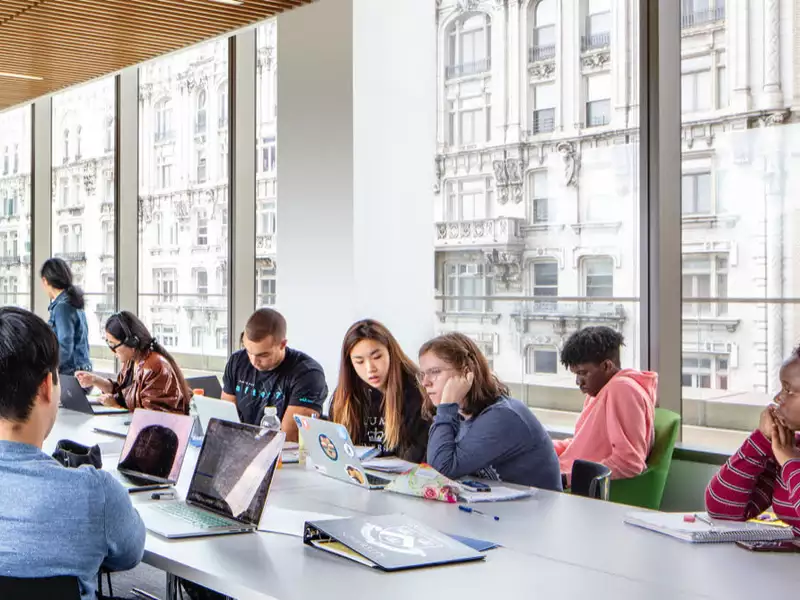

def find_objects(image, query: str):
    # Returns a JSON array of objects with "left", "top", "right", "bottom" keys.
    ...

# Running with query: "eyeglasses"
[
  {"left": 106, "top": 340, "right": 124, "bottom": 351},
  {"left": 415, "top": 367, "right": 456, "bottom": 384}
]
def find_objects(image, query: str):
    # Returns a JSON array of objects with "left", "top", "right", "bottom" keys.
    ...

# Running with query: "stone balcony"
[{"left": 435, "top": 217, "right": 525, "bottom": 251}]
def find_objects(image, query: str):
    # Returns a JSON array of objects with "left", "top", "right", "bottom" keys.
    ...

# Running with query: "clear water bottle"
[
  {"left": 189, "top": 389, "right": 205, "bottom": 447},
  {"left": 260, "top": 406, "right": 283, "bottom": 468}
]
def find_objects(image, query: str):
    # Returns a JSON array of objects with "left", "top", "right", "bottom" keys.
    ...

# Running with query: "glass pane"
[
  {"left": 0, "top": 106, "right": 32, "bottom": 310},
  {"left": 51, "top": 79, "right": 116, "bottom": 370},
  {"left": 138, "top": 40, "right": 229, "bottom": 375}
]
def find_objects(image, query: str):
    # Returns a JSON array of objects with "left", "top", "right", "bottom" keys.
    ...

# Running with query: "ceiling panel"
[{"left": 0, "top": 0, "right": 312, "bottom": 110}]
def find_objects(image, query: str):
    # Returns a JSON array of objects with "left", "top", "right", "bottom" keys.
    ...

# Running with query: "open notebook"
[{"left": 624, "top": 511, "right": 796, "bottom": 543}]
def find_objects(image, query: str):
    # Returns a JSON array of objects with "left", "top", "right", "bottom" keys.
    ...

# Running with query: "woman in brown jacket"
[{"left": 76, "top": 311, "right": 191, "bottom": 414}]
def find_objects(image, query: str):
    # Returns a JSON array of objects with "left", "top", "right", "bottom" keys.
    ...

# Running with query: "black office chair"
[
  {"left": 570, "top": 459, "right": 612, "bottom": 501},
  {"left": 0, "top": 575, "right": 81, "bottom": 600}
]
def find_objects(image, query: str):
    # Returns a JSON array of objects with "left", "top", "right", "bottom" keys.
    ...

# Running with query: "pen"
[{"left": 458, "top": 505, "right": 500, "bottom": 521}]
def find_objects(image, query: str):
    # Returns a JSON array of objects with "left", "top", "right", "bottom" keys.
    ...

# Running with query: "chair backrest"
[
  {"left": 570, "top": 459, "right": 612, "bottom": 500},
  {"left": 0, "top": 575, "right": 81, "bottom": 600},
  {"left": 609, "top": 407, "right": 681, "bottom": 509}
]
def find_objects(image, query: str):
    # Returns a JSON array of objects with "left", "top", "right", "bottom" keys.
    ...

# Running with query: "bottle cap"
[
  {"left": 193, "top": 389, "right": 205, "bottom": 396},
  {"left": 265, "top": 406, "right": 278, "bottom": 417}
]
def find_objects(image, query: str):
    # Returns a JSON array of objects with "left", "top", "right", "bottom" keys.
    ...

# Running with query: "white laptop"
[
  {"left": 138, "top": 418, "right": 284, "bottom": 539},
  {"left": 110, "top": 409, "right": 194, "bottom": 493},
  {"left": 191, "top": 395, "right": 240, "bottom": 435},
  {"left": 296, "top": 415, "right": 391, "bottom": 490}
]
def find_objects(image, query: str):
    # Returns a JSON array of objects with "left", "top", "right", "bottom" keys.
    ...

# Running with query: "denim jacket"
[{"left": 48, "top": 292, "right": 92, "bottom": 376}]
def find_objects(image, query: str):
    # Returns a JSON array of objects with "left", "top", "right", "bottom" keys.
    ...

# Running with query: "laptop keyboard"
[
  {"left": 366, "top": 473, "right": 391, "bottom": 486},
  {"left": 155, "top": 502, "right": 238, "bottom": 529}
]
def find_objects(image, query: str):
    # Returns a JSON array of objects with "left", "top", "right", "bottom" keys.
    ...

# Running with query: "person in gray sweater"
[{"left": 420, "top": 332, "right": 562, "bottom": 491}]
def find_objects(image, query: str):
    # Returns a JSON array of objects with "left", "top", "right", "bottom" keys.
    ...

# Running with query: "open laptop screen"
[
  {"left": 187, "top": 419, "right": 283, "bottom": 525},
  {"left": 117, "top": 409, "right": 193, "bottom": 483}
]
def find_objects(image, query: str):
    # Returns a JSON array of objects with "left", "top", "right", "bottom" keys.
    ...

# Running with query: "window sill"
[
  {"left": 682, "top": 316, "right": 740, "bottom": 333},
  {"left": 569, "top": 221, "right": 622, "bottom": 233},
  {"left": 436, "top": 311, "right": 502, "bottom": 325},
  {"left": 682, "top": 214, "right": 739, "bottom": 228},
  {"left": 520, "top": 223, "right": 564, "bottom": 234}
]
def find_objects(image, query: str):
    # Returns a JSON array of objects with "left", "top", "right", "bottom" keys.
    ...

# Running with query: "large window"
[
  {"left": 444, "top": 178, "right": 490, "bottom": 221},
  {"left": 446, "top": 14, "right": 491, "bottom": 79},
  {"left": 585, "top": 73, "right": 611, "bottom": 127},
  {"left": 530, "top": 0, "right": 556, "bottom": 62},
  {"left": 51, "top": 78, "right": 116, "bottom": 353},
  {"left": 0, "top": 106, "right": 31, "bottom": 309},
  {"left": 139, "top": 40, "right": 229, "bottom": 366},
  {"left": 445, "top": 263, "right": 492, "bottom": 313}
]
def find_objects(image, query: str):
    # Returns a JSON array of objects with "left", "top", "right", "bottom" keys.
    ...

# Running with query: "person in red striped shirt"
[{"left": 705, "top": 350, "right": 800, "bottom": 536}]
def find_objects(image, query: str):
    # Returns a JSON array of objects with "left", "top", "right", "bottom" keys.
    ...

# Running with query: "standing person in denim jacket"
[{"left": 41, "top": 258, "right": 92, "bottom": 376}]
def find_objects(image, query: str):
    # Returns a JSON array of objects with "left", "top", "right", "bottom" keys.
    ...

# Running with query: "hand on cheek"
[{"left": 440, "top": 372, "right": 474, "bottom": 407}]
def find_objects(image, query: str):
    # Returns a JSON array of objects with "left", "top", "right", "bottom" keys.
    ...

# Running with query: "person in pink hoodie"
[{"left": 556, "top": 326, "right": 658, "bottom": 485}]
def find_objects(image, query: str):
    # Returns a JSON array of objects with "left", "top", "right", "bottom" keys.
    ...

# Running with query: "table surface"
[{"left": 45, "top": 409, "right": 797, "bottom": 600}]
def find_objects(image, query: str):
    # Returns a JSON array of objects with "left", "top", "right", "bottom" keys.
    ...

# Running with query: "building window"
[
  {"left": 9, "top": 232, "right": 17, "bottom": 257},
  {"left": 60, "top": 177, "right": 69, "bottom": 207},
  {"left": 530, "top": 0, "right": 556, "bottom": 62},
  {"left": 195, "top": 268, "right": 208, "bottom": 299},
  {"left": 169, "top": 221, "right": 179, "bottom": 246},
  {"left": 153, "top": 324, "right": 178, "bottom": 348},
  {"left": 105, "top": 116, "right": 114, "bottom": 152},
  {"left": 584, "top": 257, "right": 614, "bottom": 297},
  {"left": 582, "top": 0, "right": 611, "bottom": 51},
  {"left": 260, "top": 137, "right": 276, "bottom": 173},
  {"left": 216, "top": 328, "right": 228, "bottom": 351},
  {"left": 12, "top": 144, "right": 18, "bottom": 174},
  {"left": 72, "top": 176, "right": 81, "bottom": 206},
  {"left": 155, "top": 99, "right": 174, "bottom": 142},
  {"left": 444, "top": 263, "right": 492, "bottom": 313},
  {"left": 682, "top": 355, "right": 729, "bottom": 390},
  {"left": 157, "top": 154, "right": 173, "bottom": 189},
  {"left": 3, "top": 190, "right": 16, "bottom": 217},
  {"left": 682, "top": 171, "right": 711, "bottom": 215},
  {"left": 681, "top": 0, "right": 726, "bottom": 29},
  {"left": 257, "top": 201, "right": 277, "bottom": 235},
  {"left": 218, "top": 86, "right": 228, "bottom": 129},
  {"left": 447, "top": 86, "right": 491, "bottom": 147},
  {"left": 154, "top": 268, "right": 178, "bottom": 303},
  {"left": 75, "top": 125, "right": 82, "bottom": 159},
  {"left": 445, "top": 178, "right": 490, "bottom": 221},
  {"left": 532, "top": 83, "right": 556, "bottom": 134},
  {"left": 192, "top": 327, "right": 204, "bottom": 349},
  {"left": 527, "top": 171, "right": 549, "bottom": 224},
  {"left": 585, "top": 73, "right": 611, "bottom": 127},
  {"left": 2, "top": 147, "right": 8, "bottom": 175},
  {"left": 716, "top": 52, "right": 728, "bottom": 109},
  {"left": 681, "top": 55, "right": 712, "bottom": 113},
  {"left": 59, "top": 226, "right": 69, "bottom": 252},
  {"left": 446, "top": 13, "right": 492, "bottom": 79},
  {"left": 62, "top": 129, "right": 70, "bottom": 163},
  {"left": 102, "top": 221, "right": 114, "bottom": 256},
  {"left": 258, "top": 270, "right": 277, "bottom": 306},
  {"left": 196, "top": 89, "right": 207, "bottom": 135},
  {"left": 196, "top": 149, "right": 207, "bottom": 183},
  {"left": 196, "top": 211, "right": 208, "bottom": 246},
  {"left": 526, "top": 347, "right": 559, "bottom": 375},
  {"left": 682, "top": 253, "right": 728, "bottom": 317},
  {"left": 219, "top": 144, "right": 228, "bottom": 181},
  {"left": 218, "top": 265, "right": 228, "bottom": 298},
  {"left": 102, "top": 273, "right": 115, "bottom": 298},
  {"left": 532, "top": 261, "right": 558, "bottom": 311},
  {"left": 72, "top": 225, "right": 82, "bottom": 252}
]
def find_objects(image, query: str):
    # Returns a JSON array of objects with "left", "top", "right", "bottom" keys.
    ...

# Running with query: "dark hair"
[
  {"left": 244, "top": 308, "right": 287, "bottom": 343},
  {"left": 40, "top": 258, "right": 85, "bottom": 310},
  {"left": 105, "top": 311, "right": 192, "bottom": 402},
  {"left": 0, "top": 307, "right": 60, "bottom": 422},
  {"left": 419, "top": 332, "right": 509, "bottom": 419},
  {"left": 332, "top": 319, "right": 426, "bottom": 451},
  {"left": 118, "top": 424, "right": 179, "bottom": 479},
  {"left": 560, "top": 326, "right": 624, "bottom": 368}
]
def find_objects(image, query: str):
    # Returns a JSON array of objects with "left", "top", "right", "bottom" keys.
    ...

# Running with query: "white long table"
[{"left": 47, "top": 409, "right": 797, "bottom": 600}]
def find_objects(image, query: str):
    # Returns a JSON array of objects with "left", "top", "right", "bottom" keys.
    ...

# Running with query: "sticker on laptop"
[
  {"left": 336, "top": 425, "right": 349, "bottom": 441},
  {"left": 319, "top": 434, "right": 339, "bottom": 461},
  {"left": 346, "top": 465, "right": 366, "bottom": 486},
  {"left": 343, "top": 443, "right": 355, "bottom": 458}
]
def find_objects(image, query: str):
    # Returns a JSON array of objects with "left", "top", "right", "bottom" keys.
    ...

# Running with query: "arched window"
[
  {"left": 62, "top": 129, "right": 70, "bottom": 163},
  {"left": 446, "top": 13, "right": 492, "bottom": 79},
  {"left": 531, "top": 0, "right": 556, "bottom": 61},
  {"left": 196, "top": 89, "right": 207, "bottom": 134},
  {"left": 75, "top": 125, "right": 82, "bottom": 159},
  {"left": 155, "top": 98, "right": 174, "bottom": 142}
]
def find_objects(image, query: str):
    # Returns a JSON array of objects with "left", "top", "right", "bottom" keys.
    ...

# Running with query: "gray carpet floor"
[{"left": 106, "top": 563, "right": 167, "bottom": 599}]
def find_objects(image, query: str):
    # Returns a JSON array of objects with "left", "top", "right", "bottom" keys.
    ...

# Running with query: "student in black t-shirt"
[
  {"left": 221, "top": 308, "right": 327, "bottom": 442},
  {"left": 329, "top": 319, "right": 430, "bottom": 463}
]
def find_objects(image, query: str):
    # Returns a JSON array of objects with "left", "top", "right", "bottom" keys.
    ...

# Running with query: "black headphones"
[{"left": 110, "top": 312, "right": 141, "bottom": 349}]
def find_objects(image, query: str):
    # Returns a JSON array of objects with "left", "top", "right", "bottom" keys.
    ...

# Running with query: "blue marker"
[{"left": 458, "top": 505, "right": 500, "bottom": 521}]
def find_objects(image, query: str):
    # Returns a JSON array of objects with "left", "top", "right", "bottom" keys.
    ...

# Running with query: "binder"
[
  {"left": 303, "top": 514, "right": 485, "bottom": 570},
  {"left": 624, "top": 511, "right": 797, "bottom": 543}
]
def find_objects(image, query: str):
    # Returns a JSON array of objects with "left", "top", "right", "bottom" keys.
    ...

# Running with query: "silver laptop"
[
  {"left": 138, "top": 419, "right": 284, "bottom": 539},
  {"left": 296, "top": 415, "right": 391, "bottom": 490},
  {"left": 110, "top": 409, "right": 194, "bottom": 493},
  {"left": 60, "top": 375, "right": 129, "bottom": 415},
  {"left": 191, "top": 396, "right": 240, "bottom": 435}
]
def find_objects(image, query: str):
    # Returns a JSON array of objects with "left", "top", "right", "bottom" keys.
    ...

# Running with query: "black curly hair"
[{"left": 560, "top": 326, "right": 624, "bottom": 368}]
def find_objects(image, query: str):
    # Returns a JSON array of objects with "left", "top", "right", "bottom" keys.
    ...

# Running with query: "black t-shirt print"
[
  {"left": 222, "top": 347, "right": 328, "bottom": 425},
  {"left": 365, "top": 388, "right": 386, "bottom": 450}
]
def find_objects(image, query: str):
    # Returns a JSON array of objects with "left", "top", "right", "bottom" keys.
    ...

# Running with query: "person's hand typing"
[
  {"left": 439, "top": 371, "right": 474, "bottom": 407},
  {"left": 98, "top": 393, "right": 118, "bottom": 408}
]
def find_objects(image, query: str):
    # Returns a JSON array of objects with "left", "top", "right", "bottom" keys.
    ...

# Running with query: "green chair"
[{"left": 609, "top": 407, "right": 681, "bottom": 510}]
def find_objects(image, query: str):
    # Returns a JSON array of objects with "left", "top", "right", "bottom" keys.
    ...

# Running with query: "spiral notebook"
[{"left": 624, "top": 511, "right": 796, "bottom": 543}]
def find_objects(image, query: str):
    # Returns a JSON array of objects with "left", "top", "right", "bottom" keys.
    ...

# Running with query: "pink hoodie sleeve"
[
  {"left": 602, "top": 383, "right": 653, "bottom": 479},
  {"left": 553, "top": 438, "right": 572, "bottom": 456}
]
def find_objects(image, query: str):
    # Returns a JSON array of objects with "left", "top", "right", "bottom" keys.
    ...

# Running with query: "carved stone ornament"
[
  {"left": 581, "top": 52, "right": 610, "bottom": 70},
  {"left": 138, "top": 195, "right": 155, "bottom": 228},
  {"left": 485, "top": 249, "right": 523, "bottom": 291},
  {"left": 760, "top": 110, "right": 790, "bottom": 127},
  {"left": 457, "top": 0, "right": 480, "bottom": 12},
  {"left": 493, "top": 158, "right": 525, "bottom": 204},
  {"left": 433, "top": 156, "right": 445, "bottom": 194},
  {"left": 529, "top": 61, "right": 556, "bottom": 80},
  {"left": 174, "top": 197, "right": 190, "bottom": 222},
  {"left": 556, "top": 141, "right": 580, "bottom": 187}
]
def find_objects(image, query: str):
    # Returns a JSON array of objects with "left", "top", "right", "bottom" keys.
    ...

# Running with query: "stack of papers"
[
  {"left": 361, "top": 457, "right": 416, "bottom": 474},
  {"left": 459, "top": 486, "right": 533, "bottom": 503}
]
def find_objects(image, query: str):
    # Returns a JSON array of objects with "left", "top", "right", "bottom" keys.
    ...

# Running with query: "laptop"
[
  {"left": 186, "top": 375, "right": 223, "bottom": 399},
  {"left": 60, "top": 375, "right": 129, "bottom": 415},
  {"left": 111, "top": 409, "right": 194, "bottom": 493},
  {"left": 296, "top": 415, "right": 391, "bottom": 490},
  {"left": 191, "top": 395, "right": 240, "bottom": 435},
  {"left": 138, "top": 418, "right": 284, "bottom": 539}
]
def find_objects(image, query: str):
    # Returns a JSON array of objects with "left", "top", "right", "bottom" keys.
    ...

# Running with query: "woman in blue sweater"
[
  {"left": 40, "top": 258, "right": 92, "bottom": 376},
  {"left": 420, "top": 332, "right": 561, "bottom": 491}
]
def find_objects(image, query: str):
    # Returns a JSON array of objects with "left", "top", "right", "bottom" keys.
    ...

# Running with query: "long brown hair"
[
  {"left": 331, "top": 319, "right": 425, "bottom": 451},
  {"left": 419, "top": 332, "right": 509, "bottom": 419}
]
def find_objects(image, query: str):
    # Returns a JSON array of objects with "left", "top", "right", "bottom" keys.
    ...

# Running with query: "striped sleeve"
[
  {"left": 774, "top": 458, "right": 800, "bottom": 536},
  {"left": 705, "top": 430, "right": 777, "bottom": 522}
]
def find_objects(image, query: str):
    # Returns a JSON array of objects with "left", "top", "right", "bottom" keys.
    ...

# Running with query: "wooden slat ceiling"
[{"left": 0, "top": 0, "right": 313, "bottom": 111}]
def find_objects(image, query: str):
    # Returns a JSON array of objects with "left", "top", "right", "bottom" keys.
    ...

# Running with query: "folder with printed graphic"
[
  {"left": 303, "top": 514, "right": 485, "bottom": 571},
  {"left": 624, "top": 511, "right": 796, "bottom": 543}
]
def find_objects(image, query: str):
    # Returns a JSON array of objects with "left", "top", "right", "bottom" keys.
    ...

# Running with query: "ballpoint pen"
[{"left": 458, "top": 505, "right": 500, "bottom": 521}]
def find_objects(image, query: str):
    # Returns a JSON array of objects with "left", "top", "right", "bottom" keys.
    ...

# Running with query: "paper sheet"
[
  {"left": 258, "top": 506, "right": 343, "bottom": 537},
  {"left": 361, "top": 457, "right": 416, "bottom": 474},
  {"left": 459, "top": 485, "right": 533, "bottom": 503}
]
